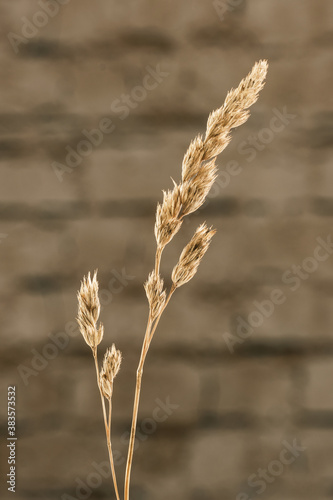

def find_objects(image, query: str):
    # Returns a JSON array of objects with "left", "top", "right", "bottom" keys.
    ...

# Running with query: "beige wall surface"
[{"left": 1, "top": 1, "right": 333, "bottom": 499}]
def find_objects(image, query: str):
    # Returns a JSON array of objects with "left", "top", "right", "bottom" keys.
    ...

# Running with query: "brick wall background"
[{"left": 1, "top": 1, "right": 333, "bottom": 499}]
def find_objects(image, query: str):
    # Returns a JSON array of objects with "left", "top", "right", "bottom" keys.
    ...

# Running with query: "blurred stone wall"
[{"left": 1, "top": 1, "right": 333, "bottom": 499}]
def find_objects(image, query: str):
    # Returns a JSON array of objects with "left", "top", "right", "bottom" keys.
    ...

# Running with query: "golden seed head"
[
  {"left": 153, "top": 60, "right": 267, "bottom": 251},
  {"left": 96, "top": 323, "right": 104, "bottom": 345},
  {"left": 171, "top": 223, "right": 216, "bottom": 287},
  {"left": 100, "top": 369, "right": 113, "bottom": 400},
  {"left": 100, "top": 344, "right": 122, "bottom": 399},
  {"left": 204, "top": 60, "right": 268, "bottom": 158},
  {"left": 182, "top": 135, "right": 205, "bottom": 183},
  {"left": 154, "top": 184, "right": 183, "bottom": 247},
  {"left": 180, "top": 158, "right": 217, "bottom": 216},
  {"left": 203, "top": 132, "right": 231, "bottom": 161},
  {"left": 77, "top": 270, "right": 104, "bottom": 350},
  {"left": 169, "top": 60, "right": 268, "bottom": 229},
  {"left": 105, "top": 343, "right": 122, "bottom": 379},
  {"left": 144, "top": 272, "right": 166, "bottom": 320}
]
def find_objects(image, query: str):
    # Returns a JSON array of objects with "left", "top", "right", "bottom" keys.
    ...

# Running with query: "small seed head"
[
  {"left": 77, "top": 270, "right": 104, "bottom": 350},
  {"left": 154, "top": 185, "right": 183, "bottom": 247},
  {"left": 144, "top": 272, "right": 166, "bottom": 320},
  {"left": 172, "top": 223, "right": 216, "bottom": 287},
  {"left": 100, "top": 344, "right": 122, "bottom": 399}
]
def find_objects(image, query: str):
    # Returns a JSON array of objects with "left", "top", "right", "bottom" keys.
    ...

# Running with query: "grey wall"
[{"left": 1, "top": 1, "right": 333, "bottom": 499}]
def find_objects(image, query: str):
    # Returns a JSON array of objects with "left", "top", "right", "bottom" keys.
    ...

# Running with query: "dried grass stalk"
[
  {"left": 75, "top": 60, "right": 268, "bottom": 500},
  {"left": 124, "top": 60, "right": 268, "bottom": 500},
  {"left": 77, "top": 271, "right": 121, "bottom": 500}
]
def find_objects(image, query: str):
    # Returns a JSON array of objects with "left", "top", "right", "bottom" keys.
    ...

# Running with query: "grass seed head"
[
  {"left": 180, "top": 158, "right": 217, "bottom": 216},
  {"left": 154, "top": 185, "right": 183, "bottom": 247},
  {"left": 77, "top": 270, "right": 104, "bottom": 350},
  {"left": 182, "top": 135, "right": 205, "bottom": 183},
  {"left": 204, "top": 60, "right": 268, "bottom": 157},
  {"left": 171, "top": 223, "right": 216, "bottom": 287},
  {"left": 100, "top": 344, "right": 122, "bottom": 399},
  {"left": 144, "top": 272, "right": 167, "bottom": 320}
]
